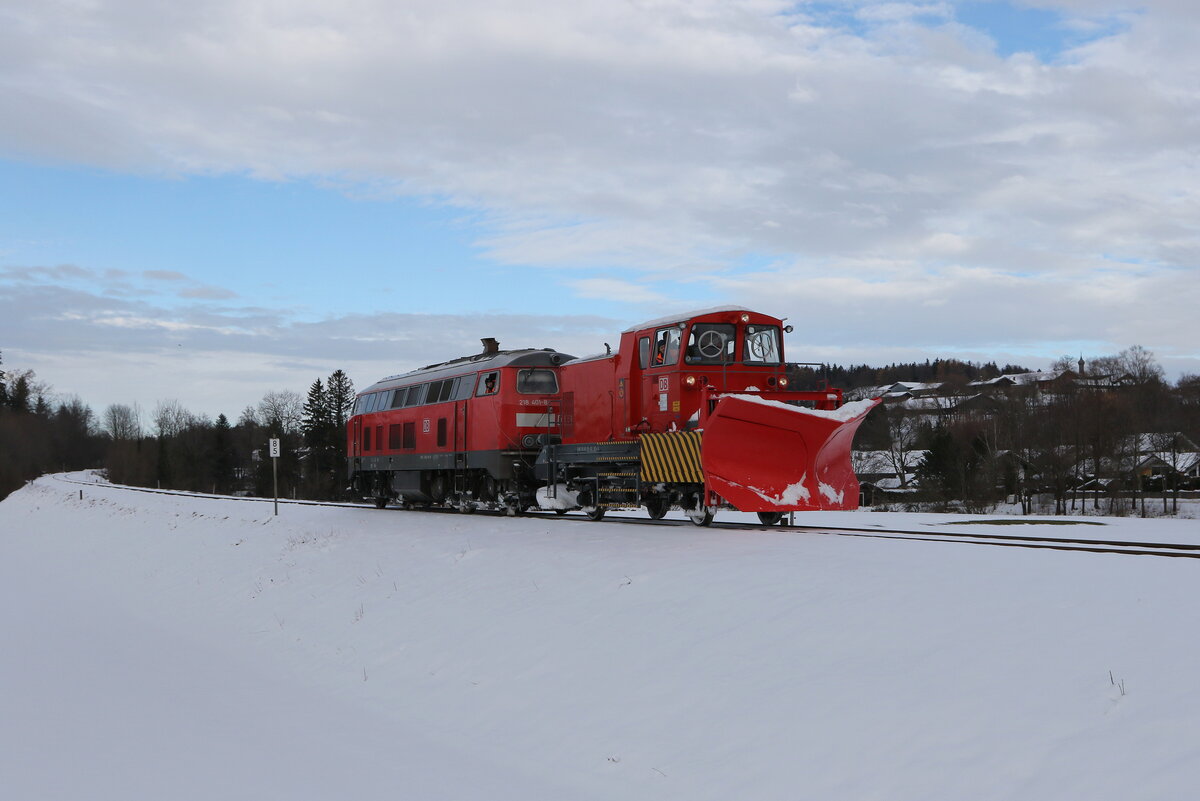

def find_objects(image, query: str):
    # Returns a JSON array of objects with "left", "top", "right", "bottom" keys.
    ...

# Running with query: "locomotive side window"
[
  {"left": 685, "top": 323, "right": 735, "bottom": 364},
  {"left": 638, "top": 337, "right": 651, "bottom": 369},
  {"left": 652, "top": 327, "right": 681, "bottom": 366},
  {"left": 391, "top": 388, "right": 408, "bottom": 408},
  {"left": 516, "top": 369, "right": 558, "bottom": 394},
  {"left": 477, "top": 371, "right": 500, "bottom": 396},
  {"left": 743, "top": 325, "right": 781, "bottom": 364},
  {"left": 404, "top": 385, "right": 424, "bottom": 407},
  {"left": 427, "top": 378, "right": 458, "bottom": 404}
]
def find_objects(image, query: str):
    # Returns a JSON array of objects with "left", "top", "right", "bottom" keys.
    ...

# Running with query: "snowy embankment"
[{"left": 2, "top": 473, "right": 1199, "bottom": 800}]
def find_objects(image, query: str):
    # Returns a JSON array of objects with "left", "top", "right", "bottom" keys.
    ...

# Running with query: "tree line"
[
  {"left": 3, "top": 346, "right": 1199, "bottom": 514},
  {"left": 0, "top": 350, "right": 356, "bottom": 503},
  {"left": 790, "top": 358, "right": 1035, "bottom": 391}
]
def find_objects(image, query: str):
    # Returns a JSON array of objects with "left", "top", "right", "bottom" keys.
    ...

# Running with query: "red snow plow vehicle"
[{"left": 537, "top": 307, "right": 880, "bottom": 524}]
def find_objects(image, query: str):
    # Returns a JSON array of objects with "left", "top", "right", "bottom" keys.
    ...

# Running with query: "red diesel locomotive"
[{"left": 347, "top": 307, "right": 878, "bottom": 525}]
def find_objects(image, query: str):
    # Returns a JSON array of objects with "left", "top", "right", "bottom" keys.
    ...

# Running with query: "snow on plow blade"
[{"left": 701, "top": 395, "right": 880, "bottom": 513}]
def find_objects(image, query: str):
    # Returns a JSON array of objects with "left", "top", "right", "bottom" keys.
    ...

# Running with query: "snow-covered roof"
[
  {"left": 1006, "top": 370, "right": 1068, "bottom": 386},
  {"left": 889, "top": 381, "right": 942, "bottom": 393},
  {"left": 621, "top": 306, "right": 754, "bottom": 333},
  {"left": 874, "top": 476, "right": 919, "bottom": 491}
]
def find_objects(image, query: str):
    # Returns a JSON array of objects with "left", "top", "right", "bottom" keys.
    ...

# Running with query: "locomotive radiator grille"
[{"left": 639, "top": 431, "right": 704, "bottom": 484}]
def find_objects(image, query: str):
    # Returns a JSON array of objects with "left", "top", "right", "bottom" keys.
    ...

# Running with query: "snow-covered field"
[{"left": 3, "top": 472, "right": 1199, "bottom": 800}]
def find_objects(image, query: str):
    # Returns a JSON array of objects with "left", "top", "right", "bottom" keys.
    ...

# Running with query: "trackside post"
[{"left": 269, "top": 437, "right": 281, "bottom": 515}]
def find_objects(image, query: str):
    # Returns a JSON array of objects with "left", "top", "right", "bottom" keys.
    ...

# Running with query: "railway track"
[{"left": 51, "top": 473, "right": 1200, "bottom": 561}]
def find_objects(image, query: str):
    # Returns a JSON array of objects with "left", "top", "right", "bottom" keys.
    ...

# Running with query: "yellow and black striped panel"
[{"left": 640, "top": 431, "right": 704, "bottom": 484}]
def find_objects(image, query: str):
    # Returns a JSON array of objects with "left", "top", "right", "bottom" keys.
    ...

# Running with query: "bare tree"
[
  {"left": 258, "top": 390, "right": 304, "bottom": 435},
  {"left": 152, "top": 399, "right": 195, "bottom": 438},
  {"left": 102, "top": 403, "right": 143, "bottom": 441},
  {"left": 884, "top": 406, "right": 922, "bottom": 488}
]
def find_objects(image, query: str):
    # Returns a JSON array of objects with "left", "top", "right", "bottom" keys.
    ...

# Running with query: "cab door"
[
  {"left": 642, "top": 327, "right": 682, "bottom": 432},
  {"left": 455, "top": 400, "right": 468, "bottom": 453},
  {"left": 349, "top": 415, "right": 362, "bottom": 475}
]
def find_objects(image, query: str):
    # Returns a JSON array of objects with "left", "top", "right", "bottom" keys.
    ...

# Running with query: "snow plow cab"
[{"left": 542, "top": 307, "right": 879, "bottom": 524}]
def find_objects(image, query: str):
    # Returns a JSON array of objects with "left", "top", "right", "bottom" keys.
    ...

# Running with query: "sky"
[{"left": 2, "top": 0, "right": 1198, "bottom": 421}]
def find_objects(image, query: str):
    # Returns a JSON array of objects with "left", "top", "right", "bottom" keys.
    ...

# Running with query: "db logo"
[{"left": 658, "top": 377, "right": 669, "bottom": 392}]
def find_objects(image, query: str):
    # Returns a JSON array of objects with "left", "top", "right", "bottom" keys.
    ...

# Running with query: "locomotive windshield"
[
  {"left": 685, "top": 323, "right": 735, "bottom": 364},
  {"left": 516, "top": 368, "right": 559, "bottom": 394},
  {"left": 743, "top": 325, "right": 781, "bottom": 364}
]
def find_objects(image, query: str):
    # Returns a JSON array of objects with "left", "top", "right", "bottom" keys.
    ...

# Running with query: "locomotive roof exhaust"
[{"left": 481, "top": 337, "right": 500, "bottom": 355}]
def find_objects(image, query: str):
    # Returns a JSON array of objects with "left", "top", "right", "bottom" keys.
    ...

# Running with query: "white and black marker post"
[{"left": 269, "top": 437, "right": 281, "bottom": 515}]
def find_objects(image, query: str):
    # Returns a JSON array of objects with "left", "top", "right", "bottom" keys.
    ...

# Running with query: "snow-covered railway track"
[
  {"left": 542, "top": 512, "right": 1200, "bottom": 560},
  {"left": 52, "top": 473, "right": 1199, "bottom": 560},
  {"left": 768, "top": 522, "right": 1200, "bottom": 560}
]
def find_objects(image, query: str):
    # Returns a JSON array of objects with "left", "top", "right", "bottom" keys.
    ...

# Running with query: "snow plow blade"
[{"left": 701, "top": 395, "right": 880, "bottom": 513}]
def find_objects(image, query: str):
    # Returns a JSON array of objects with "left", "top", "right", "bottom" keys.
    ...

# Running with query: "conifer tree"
[
  {"left": 326, "top": 369, "right": 355, "bottom": 429},
  {"left": 212, "top": 413, "right": 236, "bottom": 493},
  {"left": 9, "top": 374, "right": 29, "bottom": 413},
  {"left": 301, "top": 378, "right": 330, "bottom": 446}
]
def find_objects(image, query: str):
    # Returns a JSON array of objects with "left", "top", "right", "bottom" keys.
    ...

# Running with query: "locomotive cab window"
[
  {"left": 516, "top": 368, "right": 558, "bottom": 394},
  {"left": 685, "top": 323, "right": 735, "bottom": 364},
  {"left": 477, "top": 371, "right": 500, "bottom": 396},
  {"left": 652, "top": 327, "right": 681, "bottom": 367},
  {"left": 743, "top": 325, "right": 782, "bottom": 364}
]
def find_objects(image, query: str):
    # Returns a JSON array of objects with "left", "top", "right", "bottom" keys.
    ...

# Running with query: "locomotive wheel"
[
  {"left": 645, "top": 496, "right": 669, "bottom": 520},
  {"left": 756, "top": 512, "right": 783, "bottom": 526},
  {"left": 583, "top": 505, "right": 607, "bottom": 521},
  {"left": 373, "top": 496, "right": 388, "bottom": 509},
  {"left": 686, "top": 507, "right": 714, "bottom": 527}
]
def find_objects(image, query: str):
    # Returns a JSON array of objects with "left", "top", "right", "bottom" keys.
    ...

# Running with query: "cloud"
[
  {"left": 179, "top": 285, "right": 238, "bottom": 300},
  {"left": 143, "top": 270, "right": 189, "bottom": 282},
  {"left": 1, "top": 1, "right": 1198, "bottom": 384},
  {"left": 0, "top": 268, "right": 622, "bottom": 416},
  {"left": 567, "top": 277, "right": 673, "bottom": 304}
]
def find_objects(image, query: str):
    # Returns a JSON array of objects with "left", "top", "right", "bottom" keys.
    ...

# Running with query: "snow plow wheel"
[
  {"left": 686, "top": 507, "right": 714, "bottom": 527},
  {"left": 583, "top": 506, "right": 606, "bottom": 521},
  {"left": 757, "top": 512, "right": 783, "bottom": 526},
  {"left": 373, "top": 497, "right": 388, "bottom": 509}
]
